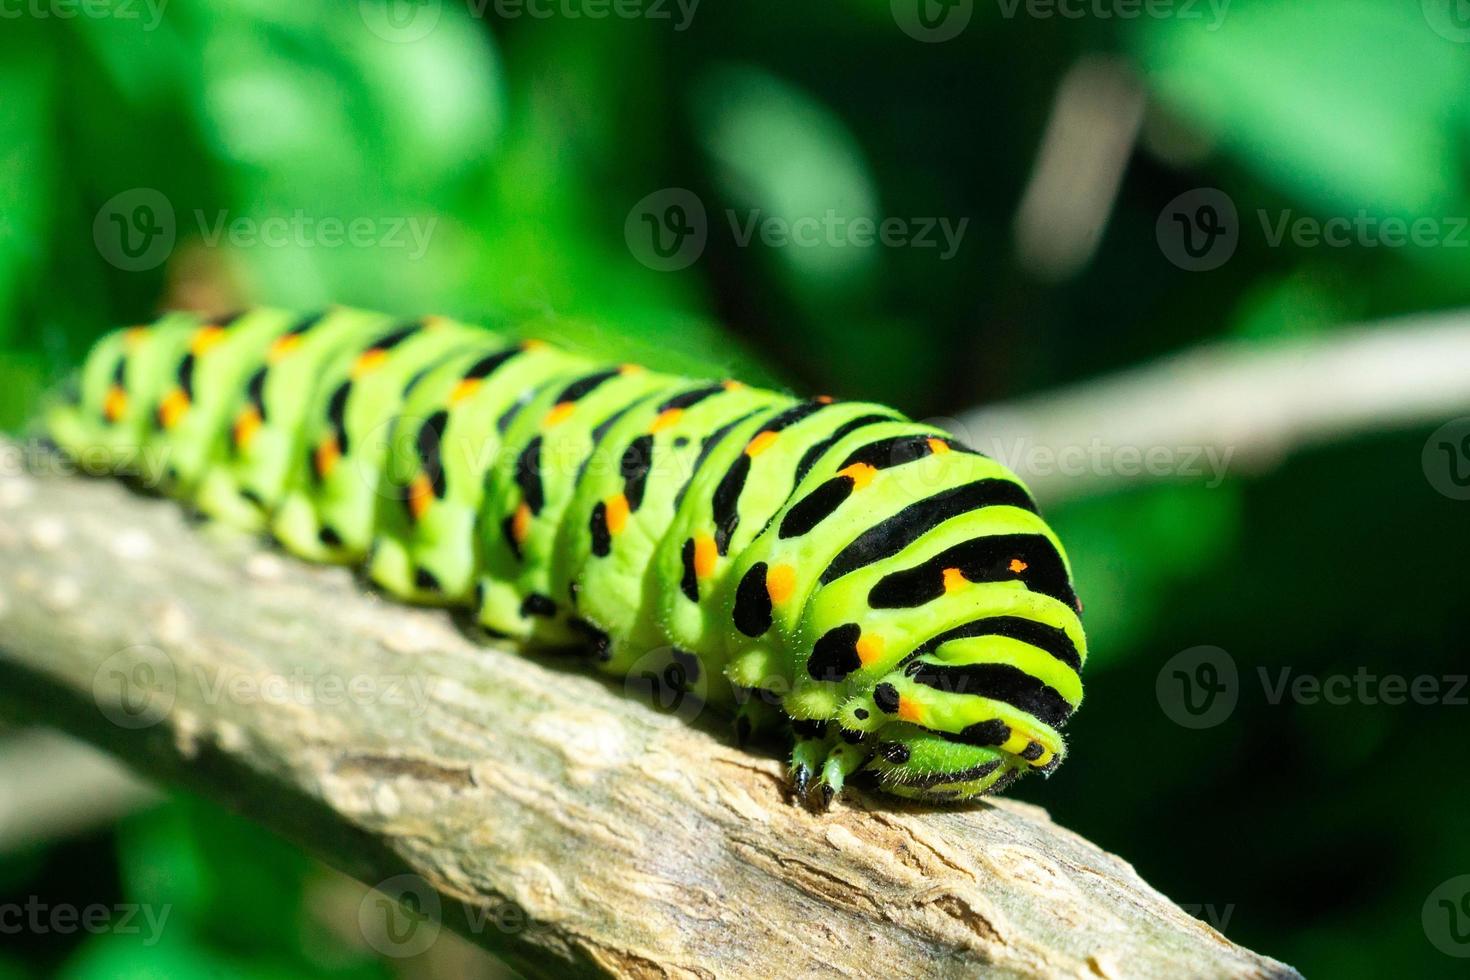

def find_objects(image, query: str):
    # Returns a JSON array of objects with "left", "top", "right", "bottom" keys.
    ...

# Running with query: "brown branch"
[{"left": 0, "top": 440, "right": 1299, "bottom": 979}]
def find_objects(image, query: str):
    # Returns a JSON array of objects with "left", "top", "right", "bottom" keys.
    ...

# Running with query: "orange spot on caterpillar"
[
  {"left": 942, "top": 567, "right": 968, "bottom": 593},
  {"left": 816, "top": 394, "right": 835, "bottom": 404},
  {"left": 1008, "top": 558, "right": 1029, "bottom": 574},
  {"left": 351, "top": 348, "right": 389, "bottom": 379},
  {"left": 649, "top": 407, "right": 684, "bottom": 433},
  {"left": 693, "top": 534, "right": 718, "bottom": 579},
  {"left": 314, "top": 435, "right": 342, "bottom": 479},
  {"left": 838, "top": 462, "right": 877, "bottom": 489},
  {"left": 926, "top": 437, "right": 950, "bottom": 455},
  {"left": 267, "top": 333, "right": 303, "bottom": 363},
  {"left": 543, "top": 402, "right": 576, "bottom": 427},
  {"left": 721, "top": 380, "right": 745, "bottom": 391},
  {"left": 189, "top": 325, "right": 227, "bottom": 356},
  {"left": 897, "top": 695, "right": 923, "bottom": 724},
  {"left": 856, "top": 632, "right": 885, "bottom": 667},
  {"left": 102, "top": 385, "right": 128, "bottom": 423},
  {"left": 407, "top": 472, "right": 434, "bottom": 522},
  {"left": 124, "top": 327, "right": 150, "bottom": 350},
  {"left": 766, "top": 563, "right": 796, "bottom": 604},
  {"left": 521, "top": 339, "right": 548, "bottom": 351},
  {"left": 233, "top": 406, "right": 263, "bottom": 449},
  {"left": 604, "top": 493, "right": 630, "bottom": 534},
  {"left": 157, "top": 387, "right": 190, "bottom": 430},
  {"left": 450, "top": 378, "right": 482, "bottom": 405},
  {"left": 745, "top": 430, "right": 779, "bottom": 457},
  {"left": 619, "top": 363, "right": 645, "bottom": 375},
  {"left": 422, "top": 315, "right": 451, "bottom": 331},
  {"left": 511, "top": 502, "right": 532, "bottom": 544}
]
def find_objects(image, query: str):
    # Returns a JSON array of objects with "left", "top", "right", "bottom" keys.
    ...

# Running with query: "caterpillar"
[{"left": 46, "top": 307, "right": 1086, "bottom": 805}]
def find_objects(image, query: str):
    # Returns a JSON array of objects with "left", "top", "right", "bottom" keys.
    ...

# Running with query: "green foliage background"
[{"left": 2, "top": 1, "right": 1468, "bottom": 976}]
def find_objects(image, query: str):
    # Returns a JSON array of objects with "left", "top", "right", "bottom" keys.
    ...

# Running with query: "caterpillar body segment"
[
  {"left": 370, "top": 338, "right": 589, "bottom": 605},
  {"left": 551, "top": 379, "right": 788, "bottom": 676},
  {"left": 270, "top": 316, "right": 484, "bottom": 564},
  {"left": 49, "top": 306, "right": 1087, "bottom": 805},
  {"left": 197, "top": 307, "right": 410, "bottom": 531},
  {"left": 475, "top": 361, "right": 683, "bottom": 646}
]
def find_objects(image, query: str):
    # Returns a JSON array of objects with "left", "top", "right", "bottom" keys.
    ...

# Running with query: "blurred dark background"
[{"left": 2, "top": 1, "right": 1469, "bottom": 976}]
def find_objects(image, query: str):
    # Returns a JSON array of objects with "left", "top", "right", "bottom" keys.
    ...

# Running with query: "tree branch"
[{"left": 0, "top": 441, "right": 1298, "bottom": 979}]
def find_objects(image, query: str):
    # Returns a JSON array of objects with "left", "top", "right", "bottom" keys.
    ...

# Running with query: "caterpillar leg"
[
  {"left": 788, "top": 721, "right": 831, "bottom": 799},
  {"left": 813, "top": 739, "right": 867, "bottom": 809},
  {"left": 786, "top": 721, "right": 868, "bottom": 808}
]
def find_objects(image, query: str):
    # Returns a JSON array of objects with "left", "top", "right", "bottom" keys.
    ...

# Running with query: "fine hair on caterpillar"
[{"left": 46, "top": 306, "right": 1087, "bottom": 807}]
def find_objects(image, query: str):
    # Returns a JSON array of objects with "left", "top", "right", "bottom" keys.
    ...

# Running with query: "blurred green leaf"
[{"left": 1133, "top": 0, "right": 1470, "bottom": 218}]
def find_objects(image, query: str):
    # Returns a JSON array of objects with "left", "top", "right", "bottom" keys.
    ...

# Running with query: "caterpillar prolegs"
[{"left": 47, "top": 307, "right": 1087, "bottom": 805}]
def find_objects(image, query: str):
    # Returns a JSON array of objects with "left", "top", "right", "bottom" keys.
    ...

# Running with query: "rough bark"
[{"left": 0, "top": 441, "right": 1299, "bottom": 979}]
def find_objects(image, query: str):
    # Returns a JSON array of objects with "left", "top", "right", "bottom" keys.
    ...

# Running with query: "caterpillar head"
[
  {"left": 837, "top": 635, "right": 1076, "bottom": 802},
  {"left": 864, "top": 724, "right": 1024, "bottom": 801}
]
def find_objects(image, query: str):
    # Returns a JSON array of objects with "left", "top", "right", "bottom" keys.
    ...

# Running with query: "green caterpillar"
[{"left": 47, "top": 307, "right": 1086, "bottom": 805}]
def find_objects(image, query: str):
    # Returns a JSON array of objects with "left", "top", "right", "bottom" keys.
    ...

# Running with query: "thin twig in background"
[
  {"left": 952, "top": 311, "right": 1470, "bottom": 503},
  {"left": 0, "top": 728, "right": 159, "bottom": 851}
]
